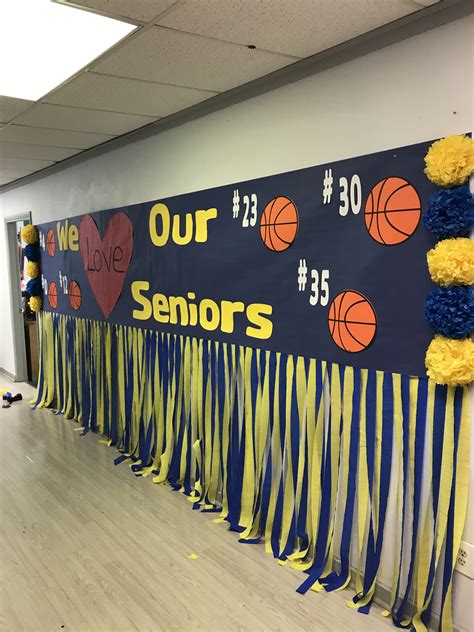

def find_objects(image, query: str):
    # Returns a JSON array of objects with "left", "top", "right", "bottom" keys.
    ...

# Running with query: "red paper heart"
[{"left": 79, "top": 212, "right": 133, "bottom": 319}]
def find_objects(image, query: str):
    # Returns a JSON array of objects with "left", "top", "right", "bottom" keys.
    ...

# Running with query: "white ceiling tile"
[
  {"left": 0, "top": 167, "right": 37, "bottom": 181},
  {"left": 64, "top": 0, "right": 178, "bottom": 22},
  {"left": 0, "top": 176, "right": 18, "bottom": 185},
  {"left": 14, "top": 103, "right": 157, "bottom": 136},
  {"left": 158, "top": 0, "right": 438, "bottom": 58},
  {"left": 0, "top": 171, "right": 38, "bottom": 185},
  {"left": 47, "top": 72, "right": 217, "bottom": 117},
  {"left": 0, "top": 124, "right": 114, "bottom": 149},
  {"left": 0, "top": 96, "right": 34, "bottom": 124},
  {"left": 0, "top": 157, "right": 55, "bottom": 171},
  {"left": 0, "top": 141, "right": 80, "bottom": 162},
  {"left": 91, "top": 26, "right": 298, "bottom": 92}
]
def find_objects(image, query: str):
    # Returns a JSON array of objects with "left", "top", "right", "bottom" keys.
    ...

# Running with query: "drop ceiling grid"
[
  {"left": 0, "top": 124, "right": 114, "bottom": 149},
  {"left": 0, "top": 0, "right": 442, "bottom": 187},
  {"left": 0, "top": 141, "right": 80, "bottom": 162},
  {"left": 13, "top": 104, "right": 158, "bottom": 136},
  {"left": 63, "top": 0, "right": 181, "bottom": 23},
  {"left": 0, "top": 96, "right": 35, "bottom": 125},
  {"left": 0, "top": 0, "right": 180, "bottom": 184},
  {"left": 1, "top": 157, "right": 56, "bottom": 171},
  {"left": 0, "top": 167, "right": 39, "bottom": 178},
  {"left": 156, "top": 0, "right": 437, "bottom": 57},
  {"left": 90, "top": 26, "right": 301, "bottom": 92},
  {"left": 46, "top": 73, "right": 219, "bottom": 117}
]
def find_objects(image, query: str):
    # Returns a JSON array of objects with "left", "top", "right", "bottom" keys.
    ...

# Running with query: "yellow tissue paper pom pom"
[
  {"left": 427, "top": 238, "right": 474, "bottom": 286},
  {"left": 26, "top": 261, "right": 39, "bottom": 279},
  {"left": 426, "top": 335, "right": 474, "bottom": 386},
  {"left": 20, "top": 224, "right": 38, "bottom": 245},
  {"left": 424, "top": 135, "right": 474, "bottom": 186},
  {"left": 29, "top": 296, "right": 42, "bottom": 312}
]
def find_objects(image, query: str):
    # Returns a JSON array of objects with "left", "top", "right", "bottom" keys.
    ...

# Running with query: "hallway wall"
[{"left": 1, "top": 15, "right": 472, "bottom": 629}]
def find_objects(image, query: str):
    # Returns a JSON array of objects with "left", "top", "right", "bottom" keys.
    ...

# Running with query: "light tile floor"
[{"left": 0, "top": 379, "right": 396, "bottom": 631}]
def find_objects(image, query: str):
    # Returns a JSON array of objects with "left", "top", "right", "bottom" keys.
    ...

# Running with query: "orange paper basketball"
[
  {"left": 46, "top": 229, "right": 56, "bottom": 256},
  {"left": 260, "top": 196, "right": 299, "bottom": 252},
  {"left": 48, "top": 281, "right": 58, "bottom": 309},
  {"left": 365, "top": 177, "right": 421, "bottom": 245},
  {"left": 68, "top": 280, "right": 82, "bottom": 311},
  {"left": 328, "top": 290, "right": 377, "bottom": 353}
]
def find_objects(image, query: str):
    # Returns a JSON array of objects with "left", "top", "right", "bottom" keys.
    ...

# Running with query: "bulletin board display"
[{"left": 38, "top": 138, "right": 438, "bottom": 377}]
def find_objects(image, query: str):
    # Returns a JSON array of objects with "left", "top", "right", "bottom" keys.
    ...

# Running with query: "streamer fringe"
[{"left": 33, "top": 312, "right": 469, "bottom": 631}]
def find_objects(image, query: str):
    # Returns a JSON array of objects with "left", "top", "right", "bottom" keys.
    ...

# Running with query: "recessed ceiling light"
[{"left": 0, "top": 0, "right": 135, "bottom": 101}]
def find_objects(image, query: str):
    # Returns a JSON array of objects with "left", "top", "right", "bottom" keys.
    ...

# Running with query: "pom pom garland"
[
  {"left": 21, "top": 225, "right": 42, "bottom": 311},
  {"left": 423, "top": 186, "right": 474, "bottom": 239},
  {"left": 26, "top": 261, "right": 39, "bottom": 279},
  {"left": 26, "top": 278, "right": 42, "bottom": 297},
  {"left": 423, "top": 138, "right": 474, "bottom": 385},
  {"left": 20, "top": 224, "right": 38, "bottom": 245},
  {"left": 425, "top": 335, "right": 474, "bottom": 386},
  {"left": 424, "top": 135, "right": 474, "bottom": 187},
  {"left": 427, "top": 238, "right": 474, "bottom": 286},
  {"left": 29, "top": 296, "right": 42, "bottom": 312},
  {"left": 24, "top": 243, "right": 40, "bottom": 262},
  {"left": 425, "top": 286, "right": 474, "bottom": 339}
]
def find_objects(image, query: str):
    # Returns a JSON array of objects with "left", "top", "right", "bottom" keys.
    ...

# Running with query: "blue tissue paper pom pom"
[
  {"left": 425, "top": 286, "right": 474, "bottom": 338},
  {"left": 423, "top": 186, "right": 473, "bottom": 239},
  {"left": 24, "top": 243, "right": 40, "bottom": 262},
  {"left": 26, "top": 278, "right": 42, "bottom": 297}
]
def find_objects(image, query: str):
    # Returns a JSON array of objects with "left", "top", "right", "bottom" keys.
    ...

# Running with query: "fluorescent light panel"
[{"left": 0, "top": 0, "right": 135, "bottom": 101}]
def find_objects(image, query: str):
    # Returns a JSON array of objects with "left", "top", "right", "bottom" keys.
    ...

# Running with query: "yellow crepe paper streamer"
[
  {"left": 427, "top": 238, "right": 474, "bottom": 286},
  {"left": 424, "top": 134, "right": 474, "bottom": 186},
  {"left": 26, "top": 261, "right": 40, "bottom": 279},
  {"left": 29, "top": 296, "right": 42, "bottom": 312},
  {"left": 425, "top": 336, "right": 474, "bottom": 386},
  {"left": 441, "top": 390, "right": 470, "bottom": 631},
  {"left": 20, "top": 224, "right": 38, "bottom": 244}
]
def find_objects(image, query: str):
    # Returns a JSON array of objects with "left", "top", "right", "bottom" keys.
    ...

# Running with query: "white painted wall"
[{"left": 1, "top": 15, "right": 472, "bottom": 630}]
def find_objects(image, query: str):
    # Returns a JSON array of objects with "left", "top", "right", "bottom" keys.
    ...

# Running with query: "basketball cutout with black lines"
[
  {"left": 260, "top": 196, "right": 299, "bottom": 252},
  {"left": 364, "top": 177, "right": 421, "bottom": 245},
  {"left": 46, "top": 229, "right": 56, "bottom": 256},
  {"left": 328, "top": 290, "right": 377, "bottom": 353},
  {"left": 68, "top": 280, "right": 82, "bottom": 311},
  {"left": 48, "top": 281, "right": 58, "bottom": 309}
]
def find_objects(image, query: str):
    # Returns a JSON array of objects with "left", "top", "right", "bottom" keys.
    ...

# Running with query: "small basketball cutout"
[
  {"left": 328, "top": 290, "right": 377, "bottom": 353},
  {"left": 260, "top": 196, "right": 299, "bottom": 252},
  {"left": 68, "top": 280, "right": 82, "bottom": 311},
  {"left": 48, "top": 281, "right": 58, "bottom": 309},
  {"left": 46, "top": 229, "right": 56, "bottom": 256},
  {"left": 364, "top": 177, "right": 421, "bottom": 245}
]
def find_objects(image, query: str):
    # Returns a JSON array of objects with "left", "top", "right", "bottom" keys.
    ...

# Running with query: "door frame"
[{"left": 4, "top": 212, "right": 32, "bottom": 382}]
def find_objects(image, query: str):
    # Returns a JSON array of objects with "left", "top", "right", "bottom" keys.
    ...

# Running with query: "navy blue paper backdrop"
[{"left": 38, "top": 138, "right": 441, "bottom": 376}]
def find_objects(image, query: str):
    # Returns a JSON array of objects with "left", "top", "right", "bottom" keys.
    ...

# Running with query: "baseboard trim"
[{"left": 0, "top": 367, "right": 15, "bottom": 381}]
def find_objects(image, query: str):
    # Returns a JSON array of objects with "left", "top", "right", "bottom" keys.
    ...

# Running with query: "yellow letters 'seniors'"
[
  {"left": 245, "top": 304, "right": 273, "bottom": 339},
  {"left": 130, "top": 282, "right": 273, "bottom": 340},
  {"left": 131, "top": 281, "right": 152, "bottom": 320}
]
